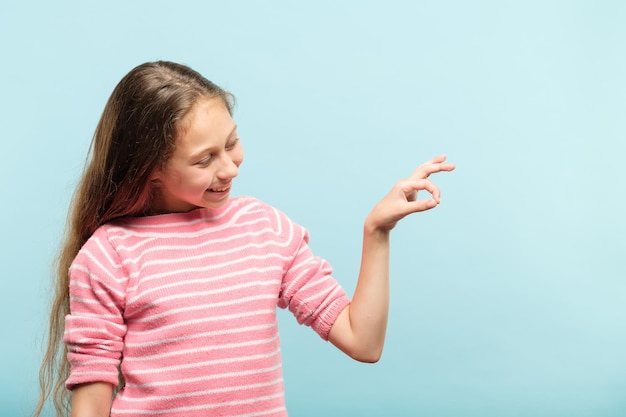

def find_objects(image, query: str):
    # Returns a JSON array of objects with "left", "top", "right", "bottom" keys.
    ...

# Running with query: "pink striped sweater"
[{"left": 64, "top": 196, "right": 350, "bottom": 416}]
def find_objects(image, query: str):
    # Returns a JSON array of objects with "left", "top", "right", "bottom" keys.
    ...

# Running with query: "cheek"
[{"left": 173, "top": 168, "right": 204, "bottom": 191}]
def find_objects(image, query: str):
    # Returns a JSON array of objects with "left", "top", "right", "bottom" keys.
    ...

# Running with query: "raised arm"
[{"left": 327, "top": 154, "right": 455, "bottom": 362}]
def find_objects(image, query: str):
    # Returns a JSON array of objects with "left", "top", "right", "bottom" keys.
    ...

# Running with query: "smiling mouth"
[{"left": 208, "top": 184, "right": 231, "bottom": 193}]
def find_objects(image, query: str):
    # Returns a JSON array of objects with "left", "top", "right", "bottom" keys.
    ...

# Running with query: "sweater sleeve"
[
  {"left": 63, "top": 227, "right": 128, "bottom": 390},
  {"left": 269, "top": 205, "right": 351, "bottom": 341}
]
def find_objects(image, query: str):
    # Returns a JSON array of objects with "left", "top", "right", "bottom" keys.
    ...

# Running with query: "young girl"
[{"left": 35, "top": 61, "right": 455, "bottom": 417}]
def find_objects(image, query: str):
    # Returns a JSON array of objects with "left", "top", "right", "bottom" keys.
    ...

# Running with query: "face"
[{"left": 151, "top": 97, "right": 243, "bottom": 213}]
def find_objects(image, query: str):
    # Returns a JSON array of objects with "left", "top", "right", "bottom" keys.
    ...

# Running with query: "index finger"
[{"left": 409, "top": 154, "right": 456, "bottom": 180}]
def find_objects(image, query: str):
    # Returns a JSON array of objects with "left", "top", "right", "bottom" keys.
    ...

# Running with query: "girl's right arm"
[
  {"left": 71, "top": 382, "right": 113, "bottom": 417},
  {"left": 328, "top": 155, "right": 455, "bottom": 362}
]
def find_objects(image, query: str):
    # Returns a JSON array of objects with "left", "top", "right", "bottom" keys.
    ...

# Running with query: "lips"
[{"left": 208, "top": 183, "right": 231, "bottom": 193}]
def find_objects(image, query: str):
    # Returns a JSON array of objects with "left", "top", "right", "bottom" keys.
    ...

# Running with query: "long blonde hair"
[{"left": 34, "top": 61, "right": 234, "bottom": 416}]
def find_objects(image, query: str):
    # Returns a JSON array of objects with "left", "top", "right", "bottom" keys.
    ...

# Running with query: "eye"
[{"left": 196, "top": 154, "right": 214, "bottom": 166}]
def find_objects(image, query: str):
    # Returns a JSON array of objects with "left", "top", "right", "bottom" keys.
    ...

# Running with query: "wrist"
[{"left": 363, "top": 218, "right": 391, "bottom": 241}]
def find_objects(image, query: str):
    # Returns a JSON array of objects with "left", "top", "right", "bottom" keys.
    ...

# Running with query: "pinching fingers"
[{"left": 401, "top": 178, "right": 440, "bottom": 204}]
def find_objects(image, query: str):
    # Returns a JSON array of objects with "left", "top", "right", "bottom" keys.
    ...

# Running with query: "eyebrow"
[{"left": 227, "top": 125, "right": 239, "bottom": 141}]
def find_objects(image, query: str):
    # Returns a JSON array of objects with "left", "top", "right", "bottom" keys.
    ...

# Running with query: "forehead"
[
  {"left": 174, "top": 98, "right": 235, "bottom": 152},
  {"left": 177, "top": 97, "right": 231, "bottom": 136}
]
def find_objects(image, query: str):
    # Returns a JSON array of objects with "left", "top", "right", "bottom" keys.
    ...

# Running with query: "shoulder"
[
  {"left": 74, "top": 219, "right": 159, "bottom": 268},
  {"left": 234, "top": 197, "right": 310, "bottom": 247},
  {"left": 78, "top": 224, "right": 118, "bottom": 254},
  {"left": 73, "top": 223, "right": 126, "bottom": 267}
]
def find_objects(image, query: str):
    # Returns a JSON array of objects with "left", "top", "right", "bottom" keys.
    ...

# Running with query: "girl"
[{"left": 35, "top": 61, "right": 455, "bottom": 417}]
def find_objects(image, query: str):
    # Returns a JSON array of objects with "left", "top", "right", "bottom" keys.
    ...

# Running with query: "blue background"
[{"left": 2, "top": 1, "right": 625, "bottom": 416}]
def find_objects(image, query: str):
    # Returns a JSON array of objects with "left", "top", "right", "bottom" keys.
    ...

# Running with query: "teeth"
[{"left": 210, "top": 185, "right": 229, "bottom": 192}]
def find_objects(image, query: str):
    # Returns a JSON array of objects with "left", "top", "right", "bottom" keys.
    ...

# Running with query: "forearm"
[
  {"left": 71, "top": 382, "right": 113, "bottom": 417},
  {"left": 329, "top": 224, "right": 390, "bottom": 362},
  {"left": 351, "top": 225, "right": 391, "bottom": 355}
]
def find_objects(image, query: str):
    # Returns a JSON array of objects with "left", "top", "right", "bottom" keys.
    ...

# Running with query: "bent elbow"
[
  {"left": 350, "top": 347, "right": 383, "bottom": 363},
  {"left": 358, "top": 355, "right": 381, "bottom": 364}
]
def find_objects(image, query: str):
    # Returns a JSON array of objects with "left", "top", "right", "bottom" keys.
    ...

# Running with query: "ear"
[{"left": 150, "top": 166, "right": 163, "bottom": 185}]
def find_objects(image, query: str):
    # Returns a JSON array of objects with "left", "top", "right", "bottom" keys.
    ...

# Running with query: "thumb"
[{"left": 404, "top": 197, "right": 438, "bottom": 214}]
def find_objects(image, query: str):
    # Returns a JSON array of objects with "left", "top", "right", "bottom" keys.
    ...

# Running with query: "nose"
[{"left": 217, "top": 153, "right": 240, "bottom": 180}]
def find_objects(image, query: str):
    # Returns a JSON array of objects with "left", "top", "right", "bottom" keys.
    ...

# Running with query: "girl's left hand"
[{"left": 366, "top": 154, "right": 456, "bottom": 232}]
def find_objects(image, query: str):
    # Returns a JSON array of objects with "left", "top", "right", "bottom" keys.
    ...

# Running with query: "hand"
[{"left": 366, "top": 154, "right": 455, "bottom": 232}]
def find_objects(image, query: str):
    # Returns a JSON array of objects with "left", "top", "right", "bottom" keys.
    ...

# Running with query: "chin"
[{"left": 204, "top": 198, "right": 230, "bottom": 209}]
